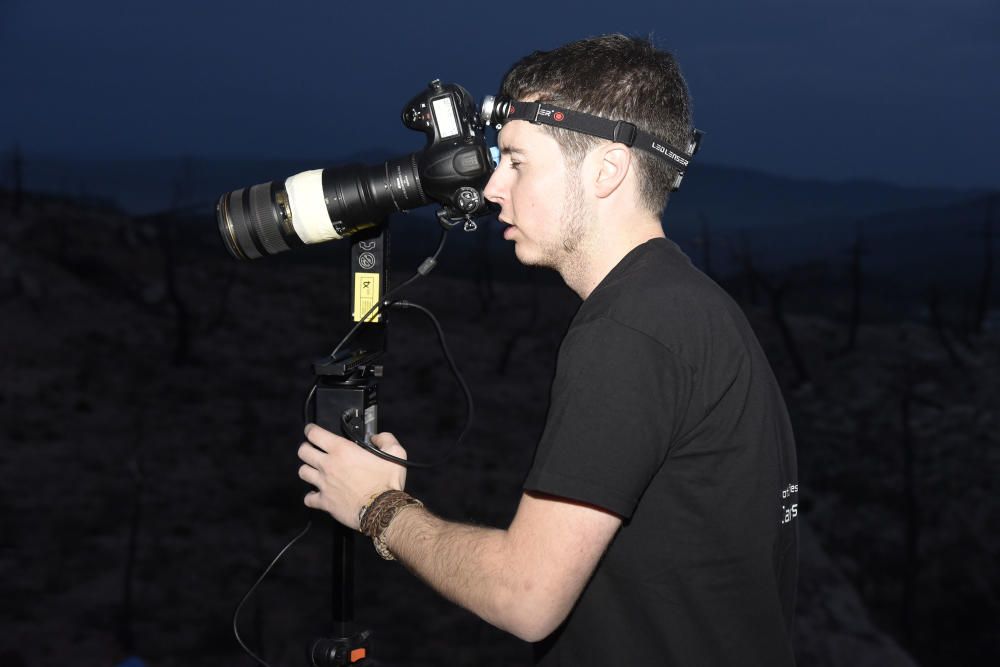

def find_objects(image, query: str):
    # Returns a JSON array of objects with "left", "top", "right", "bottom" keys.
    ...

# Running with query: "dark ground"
[{"left": 1, "top": 194, "right": 997, "bottom": 665}]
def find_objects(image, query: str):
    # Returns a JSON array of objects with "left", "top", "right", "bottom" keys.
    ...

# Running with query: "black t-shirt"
[{"left": 524, "top": 237, "right": 798, "bottom": 666}]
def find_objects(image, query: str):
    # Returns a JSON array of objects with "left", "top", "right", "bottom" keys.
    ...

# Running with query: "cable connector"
[{"left": 417, "top": 257, "right": 437, "bottom": 275}]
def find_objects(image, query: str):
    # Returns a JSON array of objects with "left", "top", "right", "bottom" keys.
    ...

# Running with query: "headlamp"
[{"left": 480, "top": 95, "right": 703, "bottom": 191}]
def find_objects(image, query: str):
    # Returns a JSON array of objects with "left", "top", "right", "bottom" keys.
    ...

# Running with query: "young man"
[{"left": 298, "top": 34, "right": 799, "bottom": 665}]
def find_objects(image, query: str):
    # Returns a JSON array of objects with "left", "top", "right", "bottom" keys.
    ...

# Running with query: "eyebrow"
[{"left": 498, "top": 144, "right": 527, "bottom": 156}]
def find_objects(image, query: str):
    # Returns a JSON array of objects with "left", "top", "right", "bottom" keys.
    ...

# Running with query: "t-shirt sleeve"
[{"left": 524, "top": 316, "right": 693, "bottom": 518}]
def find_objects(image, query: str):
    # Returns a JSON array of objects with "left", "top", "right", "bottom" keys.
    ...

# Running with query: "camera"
[{"left": 217, "top": 80, "right": 496, "bottom": 260}]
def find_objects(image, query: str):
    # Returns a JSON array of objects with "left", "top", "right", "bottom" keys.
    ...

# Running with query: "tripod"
[
  {"left": 306, "top": 226, "right": 389, "bottom": 666},
  {"left": 296, "top": 217, "right": 467, "bottom": 666}
]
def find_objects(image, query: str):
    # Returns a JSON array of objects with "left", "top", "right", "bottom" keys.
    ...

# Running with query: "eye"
[{"left": 508, "top": 160, "right": 521, "bottom": 171}]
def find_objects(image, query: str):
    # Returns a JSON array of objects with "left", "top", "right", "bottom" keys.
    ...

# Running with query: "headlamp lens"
[{"left": 480, "top": 94, "right": 513, "bottom": 128}]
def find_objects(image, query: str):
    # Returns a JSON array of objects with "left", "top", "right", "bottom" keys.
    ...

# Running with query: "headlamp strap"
[{"left": 503, "top": 100, "right": 702, "bottom": 177}]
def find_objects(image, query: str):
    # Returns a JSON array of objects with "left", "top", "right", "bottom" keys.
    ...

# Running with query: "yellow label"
[{"left": 353, "top": 272, "right": 381, "bottom": 323}]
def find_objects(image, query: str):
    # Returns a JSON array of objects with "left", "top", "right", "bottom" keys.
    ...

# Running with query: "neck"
[{"left": 561, "top": 210, "right": 665, "bottom": 299}]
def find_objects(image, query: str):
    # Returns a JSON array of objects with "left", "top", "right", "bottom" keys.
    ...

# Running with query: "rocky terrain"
[{"left": 1, "top": 192, "right": 996, "bottom": 666}]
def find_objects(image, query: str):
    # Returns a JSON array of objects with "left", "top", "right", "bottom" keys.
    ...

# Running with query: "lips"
[{"left": 498, "top": 215, "right": 515, "bottom": 239}]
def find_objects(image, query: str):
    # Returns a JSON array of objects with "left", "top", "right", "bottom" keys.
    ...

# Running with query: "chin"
[
  {"left": 513, "top": 244, "right": 541, "bottom": 267},
  {"left": 515, "top": 248, "right": 557, "bottom": 271}
]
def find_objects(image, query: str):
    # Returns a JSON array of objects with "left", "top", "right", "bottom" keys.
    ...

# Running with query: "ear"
[{"left": 593, "top": 144, "right": 632, "bottom": 199}]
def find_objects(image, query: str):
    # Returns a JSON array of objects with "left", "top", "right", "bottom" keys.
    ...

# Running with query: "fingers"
[
  {"left": 371, "top": 432, "right": 407, "bottom": 460},
  {"left": 304, "top": 423, "right": 329, "bottom": 451},
  {"left": 298, "top": 463, "right": 320, "bottom": 487},
  {"left": 298, "top": 441, "right": 324, "bottom": 468},
  {"left": 304, "top": 423, "right": 343, "bottom": 453},
  {"left": 306, "top": 424, "right": 408, "bottom": 461},
  {"left": 372, "top": 431, "right": 400, "bottom": 447},
  {"left": 304, "top": 490, "right": 320, "bottom": 509}
]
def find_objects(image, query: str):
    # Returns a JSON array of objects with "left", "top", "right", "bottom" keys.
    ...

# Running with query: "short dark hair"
[{"left": 501, "top": 34, "right": 693, "bottom": 215}]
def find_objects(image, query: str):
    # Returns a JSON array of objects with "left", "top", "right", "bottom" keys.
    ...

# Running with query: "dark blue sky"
[{"left": 2, "top": 0, "right": 998, "bottom": 189}]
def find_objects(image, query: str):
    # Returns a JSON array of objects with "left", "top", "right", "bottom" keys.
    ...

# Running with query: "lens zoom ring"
[{"left": 249, "top": 183, "right": 290, "bottom": 255}]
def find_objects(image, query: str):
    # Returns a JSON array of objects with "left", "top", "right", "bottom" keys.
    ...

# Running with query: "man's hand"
[{"left": 297, "top": 424, "right": 408, "bottom": 530}]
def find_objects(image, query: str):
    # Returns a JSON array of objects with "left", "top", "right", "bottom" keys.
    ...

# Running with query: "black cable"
[
  {"left": 325, "top": 229, "right": 448, "bottom": 361},
  {"left": 303, "top": 230, "right": 448, "bottom": 426},
  {"left": 337, "top": 298, "right": 474, "bottom": 469},
  {"left": 233, "top": 520, "right": 313, "bottom": 666},
  {"left": 302, "top": 382, "right": 317, "bottom": 427}
]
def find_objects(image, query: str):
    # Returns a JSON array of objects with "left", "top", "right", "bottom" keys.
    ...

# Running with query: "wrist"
[{"left": 358, "top": 490, "right": 424, "bottom": 560}]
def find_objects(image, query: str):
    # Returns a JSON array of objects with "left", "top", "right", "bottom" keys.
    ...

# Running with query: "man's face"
[{"left": 483, "top": 120, "right": 591, "bottom": 272}]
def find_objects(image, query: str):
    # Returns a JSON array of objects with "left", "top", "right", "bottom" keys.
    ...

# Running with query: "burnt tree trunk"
[
  {"left": 159, "top": 158, "right": 197, "bottom": 365},
  {"left": 476, "top": 217, "right": 496, "bottom": 317},
  {"left": 10, "top": 143, "right": 24, "bottom": 216},
  {"left": 841, "top": 222, "right": 865, "bottom": 354},
  {"left": 157, "top": 216, "right": 193, "bottom": 365},
  {"left": 116, "top": 407, "right": 147, "bottom": 657},
  {"left": 737, "top": 230, "right": 759, "bottom": 306},
  {"left": 897, "top": 359, "right": 922, "bottom": 651},
  {"left": 754, "top": 270, "right": 810, "bottom": 388},
  {"left": 926, "top": 286, "right": 964, "bottom": 368},
  {"left": 972, "top": 195, "right": 995, "bottom": 335}
]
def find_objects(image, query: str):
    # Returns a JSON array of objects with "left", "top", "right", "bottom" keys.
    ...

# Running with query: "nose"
[{"left": 483, "top": 166, "right": 505, "bottom": 206}]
